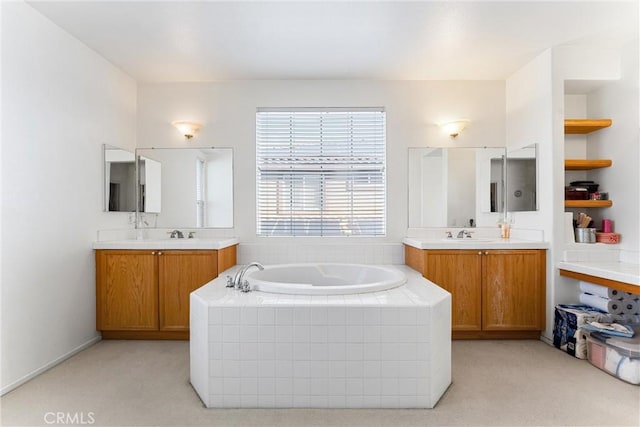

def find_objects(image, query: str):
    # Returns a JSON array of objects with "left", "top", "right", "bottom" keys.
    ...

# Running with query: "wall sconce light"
[
  {"left": 440, "top": 119, "right": 470, "bottom": 138},
  {"left": 172, "top": 121, "right": 202, "bottom": 140}
]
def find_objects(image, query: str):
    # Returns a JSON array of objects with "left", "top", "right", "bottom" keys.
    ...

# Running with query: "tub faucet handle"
[
  {"left": 225, "top": 275, "right": 235, "bottom": 288},
  {"left": 240, "top": 280, "right": 251, "bottom": 293}
]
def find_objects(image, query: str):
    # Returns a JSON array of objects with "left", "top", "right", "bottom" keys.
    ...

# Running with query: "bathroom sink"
[{"left": 440, "top": 238, "right": 496, "bottom": 243}]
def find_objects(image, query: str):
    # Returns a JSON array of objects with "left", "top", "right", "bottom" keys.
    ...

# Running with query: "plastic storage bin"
[{"left": 584, "top": 326, "right": 640, "bottom": 385}]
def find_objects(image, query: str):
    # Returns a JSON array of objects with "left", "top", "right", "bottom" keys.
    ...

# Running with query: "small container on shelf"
[
  {"left": 589, "top": 192, "right": 608, "bottom": 200},
  {"left": 565, "top": 187, "right": 590, "bottom": 200},
  {"left": 570, "top": 181, "right": 599, "bottom": 193},
  {"left": 595, "top": 232, "right": 620, "bottom": 244},
  {"left": 575, "top": 228, "right": 596, "bottom": 243}
]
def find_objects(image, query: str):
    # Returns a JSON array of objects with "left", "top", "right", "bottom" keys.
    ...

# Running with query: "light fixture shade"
[
  {"left": 172, "top": 121, "right": 202, "bottom": 139},
  {"left": 440, "top": 119, "right": 470, "bottom": 138}
]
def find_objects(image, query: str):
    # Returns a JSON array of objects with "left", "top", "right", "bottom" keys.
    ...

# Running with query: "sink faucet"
[
  {"left": 231, "top": 262, "right": 265, "bottom": 292},
  {"left": 457, "top": 229, "right": 472, "bottom": 239},
  {"left": 169, "top": 230, "right": 184, "bottom": 239}
]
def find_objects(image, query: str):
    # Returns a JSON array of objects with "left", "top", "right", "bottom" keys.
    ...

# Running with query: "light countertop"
[
  {"left": 92, "top": 237, "right": 239, "bottom": 250},
  {"left": 558, "top": 261, "right": 640, "bottom": 287},
  {"left": 403, "top": 237, "right": 548, "bottom": 250}
]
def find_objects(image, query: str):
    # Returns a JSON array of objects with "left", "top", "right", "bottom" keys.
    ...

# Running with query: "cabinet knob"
[
  {"left": 484, "top": 251, "right": 489, "bottom": 255},
  {"left": 151, "top": 251, "right": 156, "bottom": 255},
  {"left": 478, "top": 251, "right": 482, "bottom": 255},
  {"left": 158, "top": 252, "right": 163, "bottom": 255}
]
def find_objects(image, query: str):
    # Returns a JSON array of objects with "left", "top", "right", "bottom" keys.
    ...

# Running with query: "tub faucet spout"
[{"left": 233, "top": 262, "right": 264, "bottom": 292}]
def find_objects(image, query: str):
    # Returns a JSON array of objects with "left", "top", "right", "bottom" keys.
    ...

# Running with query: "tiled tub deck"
[{"left": 190, "top": 265, "right": 451, "bottom": 408}]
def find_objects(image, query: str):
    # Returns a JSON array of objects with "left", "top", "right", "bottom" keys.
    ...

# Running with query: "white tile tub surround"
[
  {"left": 190, "top": 265, "right": 451, "bottom": 408},
  {"left": 237, "top": 243, "right": 405, "bottom": 265}
]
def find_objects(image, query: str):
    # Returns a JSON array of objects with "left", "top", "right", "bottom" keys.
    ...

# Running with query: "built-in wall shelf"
[
  {"left": 564, "top": 159, "right": 612, "bottom": 170},
  {"left": 564, "top": 119, "right": 612, "bottom": 134},
  {"left": 564, "top": 118, "right": 614, "bottom": 209},
  {"left": 565, "top": 200, "right": 613, "bottom": 208}
]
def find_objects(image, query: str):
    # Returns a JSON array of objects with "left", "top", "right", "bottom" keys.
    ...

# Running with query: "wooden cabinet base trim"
[
  {"left": 453, "top": 330, "right": 542, "bottom": 340},
  {"left": 101, "top": 330, "right": 189, "bottom": 340}
]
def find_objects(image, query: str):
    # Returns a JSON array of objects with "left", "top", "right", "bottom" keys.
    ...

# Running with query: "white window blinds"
[{"left": 256, "top": 108, "right": 386, "bottom": 237}]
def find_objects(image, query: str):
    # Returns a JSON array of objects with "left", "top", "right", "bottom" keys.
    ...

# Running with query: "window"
[{"left": 256, "top": 108, "right": 386, "bottom": 236}]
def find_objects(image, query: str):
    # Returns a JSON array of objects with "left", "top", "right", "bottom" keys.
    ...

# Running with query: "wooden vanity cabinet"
[
  {"left": 96, "top": 245, "right": 237, "bottom": 339},
  {"left": 411, "top": 247, "right": 546, "bottom": 339}
]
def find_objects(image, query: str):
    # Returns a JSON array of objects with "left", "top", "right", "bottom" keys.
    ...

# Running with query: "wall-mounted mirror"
[
  {"left": 103, "top": 145, "right": 136, "bottom": 212},
  {"left": 137, "top": 155, "right": 162, "bottom": 213},
  {"left": 135, "top": 147, "right": 234, "bottom": 228},
  {"left": 506, "top": 144, "right": 538, "bottom": 212},
  {"left": 408, "top": 147, "right": 506, "bottom": 228}
]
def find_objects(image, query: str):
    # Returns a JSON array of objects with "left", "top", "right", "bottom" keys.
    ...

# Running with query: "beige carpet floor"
[{"left": 1, "top": 339, "right": 639, "bottom": 426}]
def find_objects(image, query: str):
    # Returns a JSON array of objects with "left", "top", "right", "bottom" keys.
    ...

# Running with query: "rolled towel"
[
  {"left": 620, "top": 298, "right": 639, "bottom": 316},
  {"left": 608, "top": 300, "right": 626, "bottom": 316},
  {"left": 579, "top": 282, "right": 624, "bottom": 299},
  {"left": 579, "top": 293, "right": 625, "bottom": 315}
]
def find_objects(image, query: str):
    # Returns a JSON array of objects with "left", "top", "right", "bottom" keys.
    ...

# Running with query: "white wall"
[
  {"left": 505, "top": 51, "right": 557, "bottom": 338},
  {"left": 505, "top": 50, "right": 554, "bottom": 232},
  {"left": 137, "top": 80, "right": 505, "bottom": 245},
  {"left": 1, "top": 2, "right": 137, "bottom": 393},
  {"left": 586, "top": 39, "right": 640, "bottom": 257}
]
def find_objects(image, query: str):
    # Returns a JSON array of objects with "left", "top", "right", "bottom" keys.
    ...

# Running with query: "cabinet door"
[
  {"left": 424, "top": 250, "right": 483, "bottom": 331},
  {"left": 158, "top": 250, "right": 218, "bottom": 331},
  {"left": 96, "top": 250, "right": 158, "bottom": 330},
  {"left": 482, "top": 250, "right": 545, "bottom": 331}
]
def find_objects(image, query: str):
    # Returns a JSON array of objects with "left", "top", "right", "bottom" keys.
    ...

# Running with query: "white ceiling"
[{"left": 28, "top": 1, "right": 639, "bottom": 83}]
